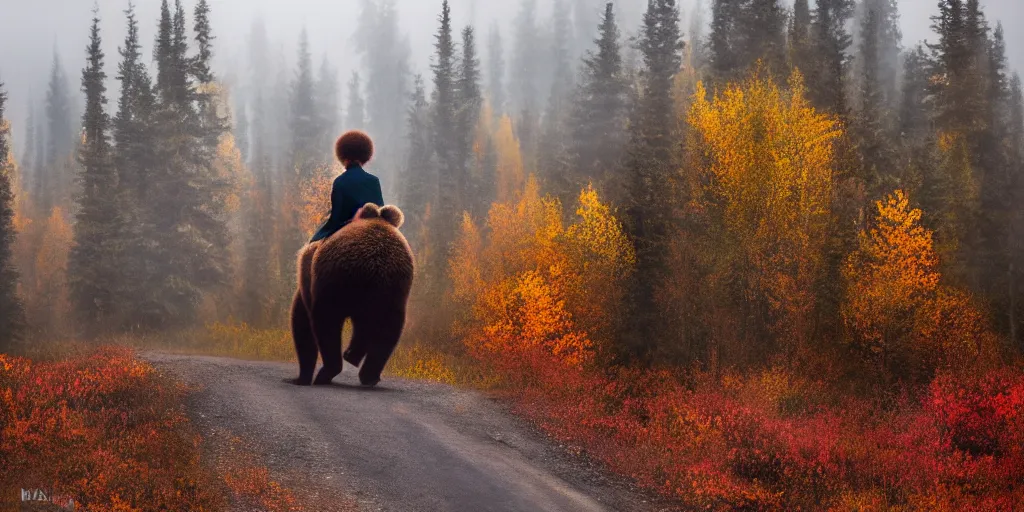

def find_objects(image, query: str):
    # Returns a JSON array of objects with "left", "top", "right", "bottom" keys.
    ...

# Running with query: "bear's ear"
[
  {"left": 380, "top": 206, "right": 405, "bottom": 229},
  {"left": 356, "top": 204, "right": 382, "bottom": 220}
]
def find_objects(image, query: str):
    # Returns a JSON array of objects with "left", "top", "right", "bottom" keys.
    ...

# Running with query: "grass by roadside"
[{"left": 108, "top": 320, "right": 485, "bottom": 386}]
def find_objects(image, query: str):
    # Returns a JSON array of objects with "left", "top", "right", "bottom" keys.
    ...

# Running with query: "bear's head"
[{"left": 356, "top": 204, "right": 405, "bottom": 229}]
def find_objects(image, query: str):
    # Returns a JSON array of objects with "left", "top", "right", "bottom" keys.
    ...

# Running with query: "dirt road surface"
[{"left": 145, "top": 353, "right": 673, "bottom": 512}]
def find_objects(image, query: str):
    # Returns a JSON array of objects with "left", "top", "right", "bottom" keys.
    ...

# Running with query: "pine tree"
[
  {"left": 570, "top": 2, "right": 627, "bottom": 196},
  {"left": 456, "top": 25, "right": 483, "bottom": 212},
  {"left": 0, "top": 79, "right": 25, "bottom": 348},
  {"left": 486, "top": 25, "right": 506, "bottom": 116},
  {"left": 113, "top": 2, "right": 159, "bottom": 329},
  {"left": 708, "top": 0, "right": 741, "bottom": 83},
  {"left": 345, "top": 72, "right": 366, "bottom": 130},
  {"left": 69, "top": 9, "right": 121, "bottom": 332},
  {"left": 316, "top": 57, "right": 340, "bottom": 153},
  {"left": 242, "top": 95, "right": 276, "bottom": 326},
  {"left": 290, "top": 29, "right": 321, "bottom": 185},
  {"left": 738, "top": 0, "right": 787, "bottom": 77},
  {"left": 429, "top": 0, "right": 461, "bottom": 278},
  {"left": 400, "top": 76, "right": 436, "bottom": 247},
  {"left": 853, "top": 0, "right": 901, "bottom": 198},
  {"left": 538, "top": 0, "right": 575, "bottom": 202},
  {"left": 192, "top": 0, "right": 225, "bottom": 155},
  {"left": 355, "top": 0, "right": 412, "bottom": 191},
  {"left": 146, "top": 0, "right": 230, "bottom": 327},
  {"left": 192, "top": 0, "right": 214, "bottom": 84},
  {"left": 789, "top": 0, "right": 812, "bottom": 75},
  {"left": 688, "top": 0, "right": 707, "bottom": 68},
  {"left": 510, "top": 0, "right": 541, "bottom": 116},
  {"left": 622, "top": 0, "right": 683, "bottom": 362},
  {"left": 39, "top": 51, "right": 75, "bottom": 214},
  {"left": 807, "top": 0, "right": 854, "bottom": 114},
  {"left": 511, "top": 0, "right": 542, "bottom": 173},
  {"left": 977, "top": 23, "right": 1018, "bottom": 344}
]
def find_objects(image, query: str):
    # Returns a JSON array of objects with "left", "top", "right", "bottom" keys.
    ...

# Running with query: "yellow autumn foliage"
[
  {"left": 688, "top": 72, "right": 841, "bottom": 351},
  {"left": 493, "top": 115, "right": 524, "bottom": 204},
  {"left": 451, "top": 179, "right": 633, "bottom": 367}
]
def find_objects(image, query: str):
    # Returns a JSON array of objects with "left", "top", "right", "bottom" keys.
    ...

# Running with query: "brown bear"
[{"left": 290, "top": 203, "right": 414, "bottom": 387}]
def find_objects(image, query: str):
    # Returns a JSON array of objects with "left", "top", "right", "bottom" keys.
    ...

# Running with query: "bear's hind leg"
[
  {"left": 290, "top": 290, "right": 318, "bottom": 386},
  {"left": 357, "top": 309, "right": 406, "bottom": 387},
  {"left": 343, "top": 320, "right": 369, "bottom": 368},
  {"left": 312, "top": 300, "right": 346, "bottom": 385}
]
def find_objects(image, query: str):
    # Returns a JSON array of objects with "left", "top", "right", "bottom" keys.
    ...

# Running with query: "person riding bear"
[
  {"left": 291, "top": 130, "right": 414, "bottom": 387},
  {"left": 310, "top": 131, "right": 384, "bottom": 243}
]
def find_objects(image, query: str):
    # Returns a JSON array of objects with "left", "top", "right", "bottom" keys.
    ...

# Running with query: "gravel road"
[{"left": 145, "top": 353, "right": 673, "bottom": 512}]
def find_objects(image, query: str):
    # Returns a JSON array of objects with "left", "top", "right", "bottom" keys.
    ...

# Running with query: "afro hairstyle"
[{"left": 335, "top": 130, "right": 375, "bottom": 166}]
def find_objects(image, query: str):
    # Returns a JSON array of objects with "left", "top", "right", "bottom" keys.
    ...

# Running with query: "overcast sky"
[{"left": 1, "top": 0, "right": 1022, "bottom": 152}]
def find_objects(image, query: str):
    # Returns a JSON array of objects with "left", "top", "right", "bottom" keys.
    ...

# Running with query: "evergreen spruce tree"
[
  {"left": 39, "top": 51, "right": 75, "bottom": 214},
  {"left": 570, "top": 2, "right": 627, "bottom": 196},
  {"left": 738, "top": 0, "right": 787, "bottom": 78},
  {"left": 316, "top": 57, "right": 340, "bottom": 154},
  {"left": 486, "top": 25, "right": 506, "bottom": 116},
  {"left": 0, "top": 79, "right": 25, "bottom": 348},
  {"left": 69, "top": 9, "right": 122, "bottom": 332},
  {"left": 400, "top": 75, "right": 436, "bottom": 246},
  {"left": 345, "top": 72, "right": 366, "bottom": 130},
  {"left": 853, "top": 0, "right": 900, "bottom": 198},
  {"left": 429, "top": 0, "right": 460, "bottom": 280},
  {"left": 290, "top": 29, "right": 321, "bottom": 184},
  {"left": 146, "top": 0, "right": 230, "bottom": 327},
  {"left": 510, "top": 0, "right": 541, "bottom": 116},
  {"left": 242, "top": 97, "right": 276, "bottom": 326},
  {"left": 20, "top": 106, "right": 36, "bottom": 202},
  {"left": 192, "top": 0, "right": 225, "bottom": 155},
  {"left": 976, "top": 23, "right": 1019, "bottom": 343},
  {"left": 355, "top": 0, "right": 412, "bottom": 190},
  {"left": 708, "top": 0, "right": 741, "bottom": 83},
  {"left": 789, "top": 0, "right": 813, "bottom": 76},
  {"left": 113, "top": 2, "right": 159, "bottom": 328},
  {"left": 456, "top": 26, "right": 483, "bottom": 213},
  {"left": 688, "top": 0, "right": 707, "bottom": 68},
  {"left": 622, "top": 0, "right": 683, "bottom": 362},
  {"left": 510, "top": 0, "right": 542, "bottom": 172},
  {"left": 538, "top": 0, "right": 575, "bottom": 202},
  {"left": 807, "top": 0, "right": 854, "bottom": 114}
]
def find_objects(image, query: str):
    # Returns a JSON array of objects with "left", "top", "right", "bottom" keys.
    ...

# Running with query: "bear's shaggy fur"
[
  {"left": 335, "top": 130, "right": 375, "bottom": 166},
  {"left": 291, "top": 204, "right": 414, "bottom": 386}
]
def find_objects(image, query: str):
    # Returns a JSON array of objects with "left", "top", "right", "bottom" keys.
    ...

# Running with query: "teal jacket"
[{"left": 310, "top": 164, "right": 384, "bottom": 243}]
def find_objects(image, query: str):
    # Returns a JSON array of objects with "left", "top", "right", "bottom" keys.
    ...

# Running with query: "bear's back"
[{"left": 311, "top": 219, "right": 414, "bottom": 302}]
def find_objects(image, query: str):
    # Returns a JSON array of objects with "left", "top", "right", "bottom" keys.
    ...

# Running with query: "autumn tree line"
[
  {"left": 0, "top": 0, "right": 1022, "bottom": 385},
  {"left": 407, "top": 0, "right": 1024, "bottom": 383}
]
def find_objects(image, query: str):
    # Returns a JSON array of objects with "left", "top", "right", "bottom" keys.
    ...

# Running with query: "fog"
[{"left": 1, "top": 0, "right": 1021, "bottom": 150}]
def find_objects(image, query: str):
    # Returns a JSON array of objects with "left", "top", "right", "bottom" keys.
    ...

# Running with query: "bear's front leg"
[{"left": 290, "top": 290, "right": 318, "bottom": 386}]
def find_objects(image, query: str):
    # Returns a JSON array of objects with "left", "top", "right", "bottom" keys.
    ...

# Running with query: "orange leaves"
[
  {"left": 842, "top": 190, "right": 997, "bottom": 379},
  {"left": 297, "top": 165, "right": 336, "bottom": 239},
  {"left": 449, "top": 181, "right": 632, "bottom": 369},
  {"left": 843, "top": 190, "right": 940, "bottom": 359}
]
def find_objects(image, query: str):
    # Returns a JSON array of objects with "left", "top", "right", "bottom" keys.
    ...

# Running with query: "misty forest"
[{"left": 2, "top": 0, "right": 1024, "bottom": 509}]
